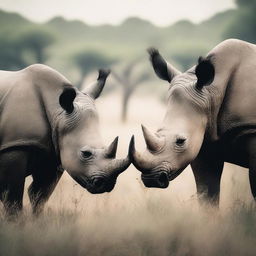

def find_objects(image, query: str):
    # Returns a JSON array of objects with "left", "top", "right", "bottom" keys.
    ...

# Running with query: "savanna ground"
[{"left": 0, "top": 90, "right": 256, "bottom": 256}]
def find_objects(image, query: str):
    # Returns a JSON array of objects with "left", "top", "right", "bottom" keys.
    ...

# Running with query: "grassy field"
[{"left": 1, "top": 91, "right": 256, "bottom": 256}]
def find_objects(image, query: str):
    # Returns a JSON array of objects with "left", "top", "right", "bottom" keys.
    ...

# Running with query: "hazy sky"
[{"left": 0, "top": 0, "right": 235, "bottom": 26}]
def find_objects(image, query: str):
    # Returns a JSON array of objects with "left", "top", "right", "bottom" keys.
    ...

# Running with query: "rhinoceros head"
[
  {"left": 130, "top": 48, "right": 215, "bottom": 188},
  {"left": 58, "top": 70, "right": 130, "bottom": 194}
]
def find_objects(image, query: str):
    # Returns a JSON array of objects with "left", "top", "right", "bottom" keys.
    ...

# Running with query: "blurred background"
[
  {"left": 0, "top": 0, "right": 255, "bottom": 122},
  {"left": 0, "top": 0, "right": 255, "bottom": 121},
  {"left": 1, "top": 1, "right": 256, "bottom": 255}
]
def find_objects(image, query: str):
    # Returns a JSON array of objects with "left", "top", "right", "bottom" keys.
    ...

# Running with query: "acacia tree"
[
  {"left": 73, "top": 50, "right": 116, "bottom": 89},
  {"left": 19, "top": 27, "right": 55, "bottom": 63},
  {"left": 0, "top": 34, "right": 26, "bottom": 70},
  {"left": 112, "top": 59, "right": 151, "bottom": 122},
  {"left": 224, "top": 0, "right": 256, "bottom": 43}
]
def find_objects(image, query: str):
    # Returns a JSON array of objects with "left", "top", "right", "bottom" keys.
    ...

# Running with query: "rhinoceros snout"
[
  {"left": 87, "top": 175, "right": 116, "bottom": 194},
  {"left": 92, "top": 176, "right": 105, "bottom": 188},
  {"left": 141, "top": 171, "right": 169, "bottom": 189}
]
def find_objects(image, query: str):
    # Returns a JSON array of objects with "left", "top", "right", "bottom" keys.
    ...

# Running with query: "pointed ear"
[
  {"left": 83, "top": 69, "right": 110, "bottom": 99},
  {"left": 147, "top": 48, "right": 181, "bottom": 83},
  {"left": 195, "top": 57, "right": 215, "bottom": 89},
  {"left": 59, "top": 87, "right": 76, "bottom": 113}
]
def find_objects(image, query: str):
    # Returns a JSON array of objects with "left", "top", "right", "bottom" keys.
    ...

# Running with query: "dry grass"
[
  {"left": 1, "top": 192, "right": 256, "bottom": 256},
  {"left": 1, "top": 92, "right": 256, "bottom": 256}
]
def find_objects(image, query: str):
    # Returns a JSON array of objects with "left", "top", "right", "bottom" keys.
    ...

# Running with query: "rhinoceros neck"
[{"left": 28, "top": 64, "right": 73, "bottom": 158}]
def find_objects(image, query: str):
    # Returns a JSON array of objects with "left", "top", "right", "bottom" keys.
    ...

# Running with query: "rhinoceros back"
[{"left": 0, "top": 68, "right": 53, "bottom": 153}]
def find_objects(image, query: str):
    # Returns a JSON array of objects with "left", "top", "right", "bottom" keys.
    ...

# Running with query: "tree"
[
  {"left": 223, "top": 0, "right": 256, "bottom": 43},
  {"left": 19, "top": 27, "right": 55, "bottom": 63},
  {"left": 171, "top": 47, "right": 208, "bottom": 71},
  {"left": 73, "top": 50, "right": 116, "bottom": 88},
  {"left": 237, "top": 0, "right": 256, "bottom": 8},
  {"left": 112, "top": 59, "right": 151, "bottom": 122},
  {"left": 0, "top": 33, "right": 26, "bottom": 70}
]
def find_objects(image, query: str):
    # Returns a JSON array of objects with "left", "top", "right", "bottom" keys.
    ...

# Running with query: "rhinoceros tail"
[{"left": 97, "top": 69, "right": 111, "bottom": 81}]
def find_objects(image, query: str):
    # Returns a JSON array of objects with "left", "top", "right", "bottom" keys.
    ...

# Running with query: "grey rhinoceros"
[
  {"left": 129, "top": 39, "right": 256, "bottom": 205},
  {"left": 0, "top": 64, "right": 130, "bottom": 215}
]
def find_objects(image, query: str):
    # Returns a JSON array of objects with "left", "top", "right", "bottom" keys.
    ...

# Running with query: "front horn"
[
  {"left": 105, "top": 139, "right": 131, "bottom": 176},
  {"left": 109, "top": 156, "right": 131, "bottom": 175},
  {"left": 129, "top": 135, "right": 155, "bottom": 172},
  {"left": 108, "top": 156, "right": 131, "bottom": 176}
]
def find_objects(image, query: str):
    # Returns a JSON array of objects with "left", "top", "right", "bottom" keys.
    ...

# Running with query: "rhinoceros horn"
[
  {"left": 84, "top": 69, "right": 111, "bottom": 99},
  {"left": 141, "top": 125, "right": 164, "bottom": 152},
  {"left": 107, "top": 156, "right": 131, "bottom": 176},
  {"left": 103, "top": 136, "right": 130, "bottom": 176},
  {"left": 105, "top": 136, "right": 118, "bottom": 158},
  {"left": 129, "top": 135, "right": 155, "bottom": 172}
]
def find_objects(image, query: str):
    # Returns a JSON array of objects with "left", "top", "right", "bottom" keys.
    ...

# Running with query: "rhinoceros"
[
  {"left": 0, "top": 64, "right": 130, "bottom": 215},
  {"left": 129, "top": 39, "right": 256, "bottom": 205}
]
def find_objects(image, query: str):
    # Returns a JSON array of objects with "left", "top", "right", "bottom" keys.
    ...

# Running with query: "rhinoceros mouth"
[
  {"left": 71, "top": 174, "right": 117, "bottom": 194},
  {"left": 86, "top": 182, "right": 116, "bottom": 194},
  {"left": 71, "top": 175, "right": 89, "bottom": 189},
  {"left": 169, "top": 167, "right": 186, "bottom": 181},
  {"left": 140, "top": 163, "right": 186, "bottom": 188},
  {"left": 141, "top": 171, "right": 170, "bottom": 188},
  {"left": 87, "top": 174, "right": 117, "bottom": 194}
]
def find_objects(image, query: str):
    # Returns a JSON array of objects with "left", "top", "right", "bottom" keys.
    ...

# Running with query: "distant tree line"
[
  {"left": 224, "top": 0, "right": 256, "bottom": 43},
  {"left": 0, "top": 27, "right": 54, "bottom": 70},
  {"left": 0, "top": 0, "right": 256, "bottom": 122},
  {"left": 73, "top": 50, "right": 116, "bottom": 89}
]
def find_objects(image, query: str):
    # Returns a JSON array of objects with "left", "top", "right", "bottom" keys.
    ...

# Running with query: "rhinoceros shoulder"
[
  {"left": 23, "top": 64, "right": 72, "bottom": 90},
  {"left": 24, "top": 64, "right": 61, "bottom": 75}
]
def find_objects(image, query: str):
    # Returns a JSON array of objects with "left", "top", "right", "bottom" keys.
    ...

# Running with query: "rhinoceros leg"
[
  {"left": 28, "top": 156, "right": 63, "bottom": 215},
  {"left": 248, "top": 167, "right": 256, "bottom": 200},
  {"left": 191, "top": 149, "right": 224, "bottom": 206},
  {"left": 0, "top": 149, "right": 29, "bottom": 216},
  {"left": 247, "top": 137, "right": 256, "bottom": 200}
]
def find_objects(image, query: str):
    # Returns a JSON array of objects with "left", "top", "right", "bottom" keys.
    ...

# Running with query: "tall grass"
[
  {"left": 1, "top": 189, "right": 256, "bottom": 256},
  {"left": 1, "top": 94, "right": 256, "bottom": 256}
]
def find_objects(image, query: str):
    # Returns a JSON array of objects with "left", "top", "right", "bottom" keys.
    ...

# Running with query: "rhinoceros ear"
[
  {"left": 195, "top": 57, "right": 215, "bottom": 89},
  {"left": 83, "top": 69, "right": 110, "bottom": 99},
  {"left": 147, "top": 47, "right": 181, "bottom": 83},
  {"left": 59, "top": 87, "right": 76, "bottom": 113}
]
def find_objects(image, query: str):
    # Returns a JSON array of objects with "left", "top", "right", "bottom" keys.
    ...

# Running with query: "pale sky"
[{"left": 0, "top": 0, "right": 236, "bottom": 26}]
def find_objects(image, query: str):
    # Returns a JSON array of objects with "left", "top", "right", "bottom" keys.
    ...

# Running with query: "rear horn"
[{"left": 141, "top": 125, "right": 165, "bottom": 152}]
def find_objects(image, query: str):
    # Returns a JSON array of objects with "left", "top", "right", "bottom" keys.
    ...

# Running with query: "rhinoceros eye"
[
  {"left": 175, "top": 137, "right": 186, "bottom": 147},
  {"left": 81, "top": 150, "right": 93, "bottom": 159}
]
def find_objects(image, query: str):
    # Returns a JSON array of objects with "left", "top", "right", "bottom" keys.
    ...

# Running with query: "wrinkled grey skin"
[
  {"left": 130, "top": 39, "right": 256, "bottom": 205},
  {"left": 0, "top": 64, "right": 130, "bottom": 215}
]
